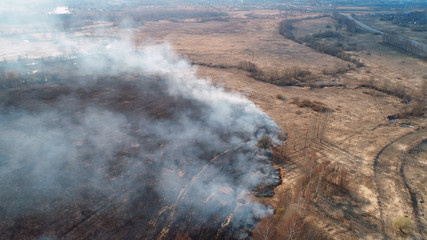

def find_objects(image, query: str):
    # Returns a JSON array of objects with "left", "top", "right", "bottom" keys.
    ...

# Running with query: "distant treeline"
[
  {"left": 0, "top": 70, "right": 61, "bottom": 89},
  {"left": 332, "top": 12, "right": 427, "bottom": 59},
  {"left": 279, "top": 15, "right": 330, "bottom": 42},
  {"left": 332, "top": 12, "right": 379, "bottom": 34},
  {"left": 335, "top": 0, "right": 427, "bottom": 9},
  {"left": 383, "top": 33, "right": 427, "bottom": 59},
  {"left": 279, "top": 16, "right": 364, "bottom": 67},
  {"left": 0, "top": 9, "right": 228, "bottom": 30},
  {"left": 379, "top": 11, "right": 427, "bottom": 26},
  {"left": 0, "top": 56, "right": 78, "bottom": 89},
  {"left": 55, "top": 9, "right": 227, "bottom": 29},
  {"left": 76, "top": 9, "right": 226, "bottom": 28}
]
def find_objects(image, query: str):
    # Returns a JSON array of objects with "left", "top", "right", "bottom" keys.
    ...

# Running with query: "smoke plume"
[{"left": 0, "top": 2, "right": 282, "bottom": 239}]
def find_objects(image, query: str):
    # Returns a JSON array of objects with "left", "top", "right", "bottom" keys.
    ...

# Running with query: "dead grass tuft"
[
  {"left": 237, "top": 60, "right": 312, "bottom": 86},
  {"left": 358, "top": 78, "right": 412, "bottom": 102},
  {"left": 252, "top": 67, "right": 312, "bottom": 86},
  {"left": 391, "top": 216, "right": 414, "bottom": 235},
  {"left": 398, "top": 100, "right": 425, "bottom": 118},
  {"left": 291, "top": 98, "right": 333, "bottom": 113},
  {"left": 237, "top": 61, "right": 258, "bottom": 72},
  {"left": 276, "top": 94, "right": 286, "bottom": 101}
]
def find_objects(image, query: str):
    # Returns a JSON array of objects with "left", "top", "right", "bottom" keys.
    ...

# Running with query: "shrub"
[
  {"left": 311, "top": 30, "right": 343, "bottom": 39},
  {"left": 322, "top": 65, "right": 352, "bottom": 75},
  {"left": 392, "top": 216, "right": 414, "bottom": 235},
  {"left": 0, "top": 70, "right": 19, "bottom": 88},
  {"left": 276, "top": 94, "right": 285, "bottom": 100},
  {"left": 252, "top": 67, "right": 311, "bottom": 86},
  {"left": 285, "top": 67, "right": 311, "bottom": 80},
  {"left": 359, "top": 79, "right": 425, "bottom": 118},
  {"left": 292, "top": 99, "right": 333, "bottom": 113},
  {"left": 300, "top": 33, "right": 364, "bottom": 66},
  {"left": 275, "top": 207, "right": 286, "bottom": 216},
  {"left": 237, "top": 61, "right": 258, "bottom": 72},
  {"left": 279, "top": 20, "right": 297, "bottom": 40},
  {"left": 398, "top": 100, "right": 425, "bottom": 118},
  {"left": 358, "top": 80, "right": 412, "bottom": 102}
]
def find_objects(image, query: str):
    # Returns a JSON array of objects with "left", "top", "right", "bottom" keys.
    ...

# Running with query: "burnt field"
[{"left": 0, "top": 48, "right": 282, "bottom": 239}]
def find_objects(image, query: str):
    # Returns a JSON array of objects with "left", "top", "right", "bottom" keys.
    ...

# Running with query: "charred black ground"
[{"left": 0, "top": 58, "right": 281, "bottom": 239}]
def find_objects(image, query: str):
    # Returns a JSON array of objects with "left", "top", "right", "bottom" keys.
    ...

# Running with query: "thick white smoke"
[
  {"left": 0, "top": 2, "right": 281, "bottom": 239},
  {"left": 0, "top": 42, "right": 280, "bottom": 238}
]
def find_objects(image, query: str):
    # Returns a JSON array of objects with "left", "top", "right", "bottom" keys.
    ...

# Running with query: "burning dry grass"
[
  {"left": 253, "top": 146, "right": 352, "bottom": 240},
  {"left": 0, "top": 45, "right": 282, "bottom": 239},
  {"left": 0, "top": 78, "right": 276, "bottom": 239}
]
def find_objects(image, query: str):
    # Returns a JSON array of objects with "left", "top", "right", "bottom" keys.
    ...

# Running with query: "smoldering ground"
[
  {"left": 0, "top": 42, "right": 282, "bottom": 239},
  {"left": 0, "top": 0, "right": 282, "bottom": 238}
]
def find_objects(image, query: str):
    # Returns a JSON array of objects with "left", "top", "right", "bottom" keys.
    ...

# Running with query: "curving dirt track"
[
  {"left": 374, "top": 129, "right": 427, "bottom": 239},
  {"left": 401, "top": 138, "right": 427, "bottom": 238}
]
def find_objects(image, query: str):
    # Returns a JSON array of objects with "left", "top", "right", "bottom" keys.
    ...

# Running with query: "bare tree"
[{"left": 253, "top": 216, "right": 276, "bottom": 240}]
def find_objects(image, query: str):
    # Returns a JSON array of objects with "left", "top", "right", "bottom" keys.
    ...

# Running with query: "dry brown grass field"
[
  {"left": 1, "top": 4, "right": 426, "bottom": 240},
  {"left": 129, "top": 6, "right": 426, "bottom": 239}
]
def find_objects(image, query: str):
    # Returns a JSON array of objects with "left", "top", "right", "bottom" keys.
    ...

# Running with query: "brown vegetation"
[
  {"left": 279, "top": 18, "right": 365, "bottom": 67},
  {"left": 391, "top": 216, "right": 414, "bottom": 236},
  {"left": 398, "top": 99, "right": 425, "bottom": 118},
  {"left": 3, "top": 5, "right": 427, "bottom": 240},
  {"left": 359, "top": 79, "right": 426, "bottom": 118},
  {"left": 383, "top": 32, "right": 427, "bottom": 59},
  {"left": 291, "top": 98, "right": 333, "bottom": 113},
  {"left": 322, "top": 64, "right": 353, "bottom": 76},
  {"left": 254, "top": 145, "right": 350, "bottom": 240},
  {"left": 252, "top": 67, "right": 312, "bottom": 86},
  {"left": 276, "top": 94, "right": 285, "bottom": 101},
  {"left": 302, "top": 36, "right": 364, "bottom": 67},
  {"left": 279, "top": 20, "right": 298, "bottom": 42},
  {"left": 278, "top": 15, "right": 330, "bottom": 43},
  {"left": 238, "top": 60, "right": 258, "bottom": 73},
  {"left": 237, "top": 61, "right": 312, "bottom": 86},
  {"left": 254, "top": 111, "right": 348, "bottom": 239},
  {"left": 358, "top": 78, "right": 412, "bottom": 102},
  {"left": 253, "top": 210, "right": 326, "bottom": 240}
]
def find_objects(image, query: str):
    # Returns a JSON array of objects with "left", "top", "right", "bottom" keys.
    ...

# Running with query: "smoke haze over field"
[
  {"left": 0, "top": 41, "right": 281, "bottom": 239},
  {"left": 0, "top": 0, "right": 282, "bottom": 238}
]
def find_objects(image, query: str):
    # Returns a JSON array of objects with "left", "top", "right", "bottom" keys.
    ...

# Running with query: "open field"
[
  {"left": 0, "top": 3, "right": 426, "bottom": 240},
  {"left": 132, "top": 7, "right": 426, "bottom": 239},
  {"left": 356, "top": 13, "right": 427, "bottom": 45}
]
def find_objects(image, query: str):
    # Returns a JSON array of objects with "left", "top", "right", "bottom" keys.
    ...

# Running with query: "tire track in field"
[{"left": 373, "top": 130, "right": 426, "bottom": 239}]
